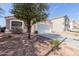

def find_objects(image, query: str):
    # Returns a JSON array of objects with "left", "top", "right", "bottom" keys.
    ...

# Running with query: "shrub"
[
  {"left": 11, "top": 27, "right": 23, "bottom": 34},
  {"left": 1, "top": 27, "right": 6, "bottom": 32},
  {"left": 34, "top": 30, "right": 38, "bottom": 34},
  {"left": 50, "top": 39, "right": 60, "bottom": 47}
]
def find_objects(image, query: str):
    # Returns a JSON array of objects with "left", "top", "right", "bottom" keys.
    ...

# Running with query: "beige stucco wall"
[
  {"left": 5, "top": 16, "right": 15, "bottom": 30},
  {"left": 51, "top": 17, "right": 65, "bottom": 33}
]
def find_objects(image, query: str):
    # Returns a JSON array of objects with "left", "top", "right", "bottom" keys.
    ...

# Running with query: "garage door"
[{"left": 37, "top": 23, "right": 51, "bottom": 34}]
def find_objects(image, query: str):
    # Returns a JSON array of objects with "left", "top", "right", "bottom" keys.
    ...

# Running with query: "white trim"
[{"left": 10, "top": 19, "right": 24, "bottom": 30}]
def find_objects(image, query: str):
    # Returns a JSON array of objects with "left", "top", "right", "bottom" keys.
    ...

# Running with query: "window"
[
  {"left": 12, "top": 21, "right": 22, "bottom": 26},
  {"left": 11, "top": 21, "right": 23, "bottom": 30}
]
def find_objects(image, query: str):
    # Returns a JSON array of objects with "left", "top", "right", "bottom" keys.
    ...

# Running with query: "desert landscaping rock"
[{"left": 0, "top": 34, "right": 79, "bottom": 56}]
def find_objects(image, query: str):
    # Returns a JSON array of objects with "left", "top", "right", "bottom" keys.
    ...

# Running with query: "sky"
[
  {"left": 48, "top": 3, "right": 79, "bottom": 20},
  {"left": 0, "top": 3, "right": 79, "bottom": 27},
  {"left": 0, "top": 3, "right": 13, "bottom": 27}
]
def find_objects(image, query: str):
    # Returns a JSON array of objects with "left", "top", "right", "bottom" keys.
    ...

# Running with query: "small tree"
[{"left": 11, "top": 3, "right": 48, "bottom": 39}]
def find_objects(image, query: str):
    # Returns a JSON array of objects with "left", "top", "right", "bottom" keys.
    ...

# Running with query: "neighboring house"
[
  {"left": 69, "top": 21, "right": 74, "bottom": 31},
  {"left": 51, "top": 16, "right": 70, "bottom": 33},
  {"left": 70, "top": 20, "right": 79, "bottom": 32},
  {"left": 72, "top": 21, "right": 79, "bottom": 29},
  {"left": 5, "top": 16, "right": 70, "bottom": 34}
]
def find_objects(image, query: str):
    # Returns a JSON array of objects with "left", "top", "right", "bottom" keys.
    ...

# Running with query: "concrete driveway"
[
  {"left": 39, "top": 33, "right": 65, "bottom": 40},
  {"left": 39, "top": 33, "right": 79, "bottom": 48}
]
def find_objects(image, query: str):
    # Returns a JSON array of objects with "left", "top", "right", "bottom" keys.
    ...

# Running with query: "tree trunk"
[
  {"left": 27, "top": 26, "right": 31, "bottom": 39},
  {"left": 27, "top": 21, "right": 31, "bottom": 39}
]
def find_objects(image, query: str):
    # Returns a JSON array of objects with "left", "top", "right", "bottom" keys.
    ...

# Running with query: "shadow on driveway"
[{"left": 39, "top": 33, "right": 63, "bottom": 40}]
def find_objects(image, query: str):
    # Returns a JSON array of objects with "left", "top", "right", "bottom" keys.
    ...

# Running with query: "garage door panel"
[{"left": 37, "top": 23, "right": 51, "bottom": 34}]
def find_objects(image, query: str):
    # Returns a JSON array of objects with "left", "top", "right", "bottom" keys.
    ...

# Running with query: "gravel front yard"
[
  {"left": 0, "top": 34, "right": 51, "bottom": 56},
  {"left": 0, "top": 33, "right": 79, "bottom": 56}
]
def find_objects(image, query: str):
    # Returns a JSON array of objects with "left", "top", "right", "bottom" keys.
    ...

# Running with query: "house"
[
  {"left": 5, "top": 16, "right": 70, "bottom": 34},
  {"left": 5, "top": 16, "right": 52, "bottom": 34}
]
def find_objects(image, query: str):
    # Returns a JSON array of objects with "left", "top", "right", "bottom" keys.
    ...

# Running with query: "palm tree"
[{"left": 0, "top": 7, "right": 4, "bottom": 17}]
